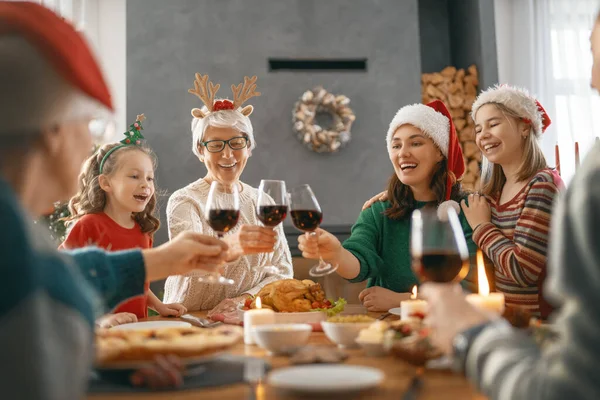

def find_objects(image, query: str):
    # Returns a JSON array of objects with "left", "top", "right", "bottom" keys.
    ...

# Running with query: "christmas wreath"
[{"left": 292, "top": 86, "right": 355, "bottom": 153}]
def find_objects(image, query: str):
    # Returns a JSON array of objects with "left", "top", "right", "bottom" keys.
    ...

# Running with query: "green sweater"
[{"left": 344, "top": 200, "right": 478, "bottom": 293}]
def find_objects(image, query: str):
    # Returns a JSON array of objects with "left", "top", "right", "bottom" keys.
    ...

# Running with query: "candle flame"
[
  {"left": 477, "top": 250, "right": 490, "bottom": 296},
  {"left": 411, "top": 285, "right": 417, "bottom": 299},
  {"left": 256, "top": 296, "right": 262, "bottom": 309}
]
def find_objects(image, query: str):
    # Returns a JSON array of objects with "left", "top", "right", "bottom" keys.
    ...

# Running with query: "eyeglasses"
[{"left": 200, "top": 136, "right": 249, "bottom": 153}]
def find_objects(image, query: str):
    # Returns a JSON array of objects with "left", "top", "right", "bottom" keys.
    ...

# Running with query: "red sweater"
[{"left": 60, "top": 213, "right": 152, "bottom": 318}]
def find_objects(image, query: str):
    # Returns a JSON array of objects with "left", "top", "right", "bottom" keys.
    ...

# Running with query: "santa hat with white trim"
[
  {"left": 386, "top": 100, "right": 465, "bottom": 214},
  {"left": 470, "top": 84, "right": 551, "bottom": 136}
]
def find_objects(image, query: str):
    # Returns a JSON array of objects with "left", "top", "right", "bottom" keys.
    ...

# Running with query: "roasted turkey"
[{"left": 250, "top": 279, "right": 327, "bottom": 312}]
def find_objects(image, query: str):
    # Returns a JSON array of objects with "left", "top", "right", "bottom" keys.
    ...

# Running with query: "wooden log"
[
  {"left": 465, "top": 82, "right": 477, "bottom": 96},
  {"left": 468, "top": 64, "right": 478, "bottom": 79},
  {"left": 459, "top": 129, "right": 474, "bottom": 142},
  {"left": 454, "top": 118, "right": 467, "bottom": 131},
  {"left": 462, "top": 94, "right": 476, "bottom": 110},
  {"left": 441, "top": 66, "right": 457, "bottom": 78},
  {"left": 464, "top": 75, "right": 479, "bottom": 88},
  {"left": 463, "top": 140, "right": 479, "bottom": 158},
  {"left": 450, "top": 108, "right": 465, "bottom": 120},
  {"left": 468, "top": 159, "right": 480, "bottom": 175},
  {"left": 426, "top": 84, "right": 447, "bottom": 101},
  {"left": 448, "top": 94, "right": 464, "bottom": 109},
  {"left": 430, "top": 73, "right": 445, "bottom": 85}
]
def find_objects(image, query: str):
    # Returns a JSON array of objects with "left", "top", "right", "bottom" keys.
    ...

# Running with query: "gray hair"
[
  {"left": 0, "top": 35, "right": 109, "bottom": 139},
  {"left": 191, "top": 104, "right": 255, "bottom": 158}
]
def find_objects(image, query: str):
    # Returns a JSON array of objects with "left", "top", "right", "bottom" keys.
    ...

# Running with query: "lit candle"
[
  {"left": 555, "top": 143, "right": 561, "bottom": 176},
  {"left": 575, "top": 142, "right": 580, "bottom": 170},
  {"left": 466, "top": 250, "right": 505, "bottom": 315},
  {"left": 243, "top": 297, "right": 275, "bottom": 345},
  {"left": 400, "top": 286, "right": 428, "bottom": 321}
]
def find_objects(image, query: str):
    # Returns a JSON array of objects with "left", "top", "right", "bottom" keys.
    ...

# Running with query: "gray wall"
[
  {"left": 448, "top": 0, "right": 499, "bottom": 89},
  {"left": 419, "top": 0, "right": 452, "bottom": 73},
  {"left": 127, "top": 0, "right": 422, "bottom": 245}
]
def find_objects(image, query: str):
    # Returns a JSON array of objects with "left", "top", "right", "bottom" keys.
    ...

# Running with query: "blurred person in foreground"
[{"left": 0, "top": 3, "right": 228, "bottom": 398}]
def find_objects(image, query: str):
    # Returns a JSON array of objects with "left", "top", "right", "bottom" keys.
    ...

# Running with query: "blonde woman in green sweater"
[{"left": 298, "top": 101, "right": 477, "bottom": 312}]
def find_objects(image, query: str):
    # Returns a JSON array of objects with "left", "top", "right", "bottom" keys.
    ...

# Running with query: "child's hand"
[
  {"left": 156, "top": 303, "right": 187, "bottom": 317},
  {"left": 130, "top": 354, "right": 184, "bottom": 389},
  {"left": 95, "top": 312, "right": 138, "bottom": 329}
]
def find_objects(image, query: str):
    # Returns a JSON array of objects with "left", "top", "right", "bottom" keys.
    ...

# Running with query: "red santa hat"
[
  {"left": 0, "top": 2, "right": 113, "bottom": 111},
  {"left": 386, "top": 100, "right": 465, "bottom": 213},
  {"left": 471, "top": 84, "right": 551, "bottom": 136}
]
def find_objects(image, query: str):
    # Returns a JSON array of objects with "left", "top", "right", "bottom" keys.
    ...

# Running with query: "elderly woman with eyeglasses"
[{"left": 163, "top": 73, "right": 293, "bottom": 315}]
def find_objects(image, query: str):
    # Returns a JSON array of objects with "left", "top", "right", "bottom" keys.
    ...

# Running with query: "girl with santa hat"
[
  {"left": 461, "top": 85, "right": 564, "bottom": 319},
  {"left": 298, "top": 100, "right": 478, "bottom": 312}
]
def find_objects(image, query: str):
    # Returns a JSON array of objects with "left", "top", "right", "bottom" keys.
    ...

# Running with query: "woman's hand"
[
  {"left": 130, "top": 355, "right": 184, "bottom": 389},
  {"left": 143, "top": 231, "right": 229, "bottom": 281},
  {"left": 420, "top": 283, "right": 494, "bottom": 354},
  {"left": 224, "top": 225, "right": 277, "bottom": 262},
  {"left": 358, "top": 287, "right": 411, "bottom": 312},
  {"left": 95, "top": 312, "right": 137, "bottom": 329},
  {"left": 207, "top": 295, "right": 250, "bottom": 317},
  {"left": 460, "top": 193, "right": 492, "bottom": 230},
  {"left": 155, "top": 303, "right": 187, "bottom": 317},
  {"left": 362, "top": 191, "right": 388, "bottom": 210},
  {"left": 297, "top": 228, "right": 342, "bottom": 263}
]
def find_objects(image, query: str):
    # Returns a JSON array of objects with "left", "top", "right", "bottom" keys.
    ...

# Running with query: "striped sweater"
[{"left": 472, "top": 168, "right": 563, "bottom": 318}]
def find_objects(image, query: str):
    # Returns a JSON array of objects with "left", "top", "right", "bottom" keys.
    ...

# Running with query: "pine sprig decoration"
[
  {"left": 36, "top": 202, "right": 70, "bottom": 244},
  {"left": 120, "top": 114, "right": 146, "bottom": 145}
]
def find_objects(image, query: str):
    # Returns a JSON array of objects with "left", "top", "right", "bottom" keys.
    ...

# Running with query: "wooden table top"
[{"left": 89, "top": 312, "right": 486, "bottom": 400}]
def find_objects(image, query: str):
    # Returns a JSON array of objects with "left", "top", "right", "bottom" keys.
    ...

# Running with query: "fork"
[
  {"left": 181, "top": 314, "right": 222, "bottom": 328},
  {"left": 244, "top": 358, "right": 265, "bottom": 400},
  {"left": 402, "top": 367, "right": 424, "bottom": 400}
]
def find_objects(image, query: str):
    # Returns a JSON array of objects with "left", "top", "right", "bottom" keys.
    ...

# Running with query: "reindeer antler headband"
[{"left": 188, "top": 73, "right": 261, "bottom": 119}]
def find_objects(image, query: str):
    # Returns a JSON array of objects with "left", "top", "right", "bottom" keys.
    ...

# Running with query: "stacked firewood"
[{"left": 421, "top": 65, "right": 480, "bottom": 190}]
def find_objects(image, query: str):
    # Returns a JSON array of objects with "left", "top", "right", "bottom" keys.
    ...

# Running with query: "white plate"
[
  {"left": 388, "top": 307, "right": 402, "bottom": 316},
  {"left": 111, "top": 321, "right": 192, "bottom": 331},
  {"left": 269, "top": 365, "right": 384, "bottom": 394}
]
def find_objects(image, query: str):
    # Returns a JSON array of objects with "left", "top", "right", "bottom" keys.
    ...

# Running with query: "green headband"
[{"left": 99, "top": 114, "right": 146, "bottom": 174}]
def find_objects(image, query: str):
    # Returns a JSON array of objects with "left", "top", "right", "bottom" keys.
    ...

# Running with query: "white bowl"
[
  {"left": 321, "top": 322, "right": 373, "bottom": 348},
  {"left": 237, "top": 304, "right": 326, "bottom": 324},
  {"left": 252, "top": 323, "right": 312, "bottom": 355},
  {"left": 355, "top": 339, "right": 389, "bottom": 357}
]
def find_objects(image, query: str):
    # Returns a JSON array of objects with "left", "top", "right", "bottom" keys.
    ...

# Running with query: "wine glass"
[
  {"left": 410, "top": 206, "right": 470, "bottom": 283},
  {"left": 255, "top": 180, "right": 288, "bottom": 274},
  {"left": 202, "top": 181, "right": 240, "bottom": 286},
  {"left": 288, "top": 184, "right": 339, "bottom": 277}
]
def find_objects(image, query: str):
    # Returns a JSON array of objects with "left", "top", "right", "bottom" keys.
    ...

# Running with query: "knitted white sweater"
[{"left": 163, "top": 178, "right": 293, "bottom": 310}]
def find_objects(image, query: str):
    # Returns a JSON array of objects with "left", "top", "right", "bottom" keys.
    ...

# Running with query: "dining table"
[{"left": 88, "top": 311, "right": 487, "bottom": 400}]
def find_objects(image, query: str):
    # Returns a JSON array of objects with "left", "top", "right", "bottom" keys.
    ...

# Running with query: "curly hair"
[
  {"left": 65, "top": 143, "right": 160, "bottom": 235},
  {"left": 384, "top": 159, "right": 467, "bottom": 220}
]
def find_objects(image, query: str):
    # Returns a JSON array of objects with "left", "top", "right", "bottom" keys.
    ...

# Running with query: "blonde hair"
[
  {"left": 478, "top": 103, "right": 547, "bottom": 196},
  {"left": 65, "top": 143, "right": 160, "bottom": 235}
]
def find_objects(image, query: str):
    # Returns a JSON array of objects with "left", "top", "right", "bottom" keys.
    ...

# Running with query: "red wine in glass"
[
  {"left": 412, "top": 251, "right": 469, "bottom": 283},
  {"left": 257, "top": 205, "right": 288, "bottom": 227},
  {"left": 201, "top": 181, "right": 240, "bottom": 286},
  {"left": 290, "top": 209, "right": 323, "bottom": 231},
  {"left": 255, "top": 180, "right": 289, "bottom": 274},
  {"left": 208, "top": 209, "right": 240, "bottom": 236},
  {"left": 288, "top": 184, "right": 338, "bottom": 277},
  {"left": 411, "top": 207, "right": 470, "bottom": 283}
]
